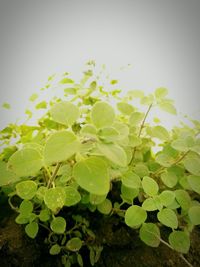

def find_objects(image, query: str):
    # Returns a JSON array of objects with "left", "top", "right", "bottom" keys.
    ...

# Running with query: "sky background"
[{"left": 0, "top": 0, "right": 200, "bottom": 129}]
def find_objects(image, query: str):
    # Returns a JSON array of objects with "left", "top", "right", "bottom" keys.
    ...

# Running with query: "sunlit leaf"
[
  {"left": 16, "top": 181, "right": 37, "bottom": 200},
  {"left": 125, "top": 205, "right": 147, "bottom": 227},
  {"left": 91, "top": 102, "right": 115, "bottom": 129},
  {"left": 157, "top": 208, "right": 178, "bottom": 229}
]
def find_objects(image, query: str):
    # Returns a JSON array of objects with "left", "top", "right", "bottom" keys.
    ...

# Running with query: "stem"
[
  {"left": 47, "top": 162, "right": 62, "bottom": 188},
  {"left": 160, "top": 239, "right": 193, "bottom": 267},
  {"left": 129, "top": 103, "right": 153, "bottom": 165}
]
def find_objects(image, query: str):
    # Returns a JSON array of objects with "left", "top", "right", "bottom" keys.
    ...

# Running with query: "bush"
[{"left": 0, "top": 62, "right": 199, "bottom": 267}]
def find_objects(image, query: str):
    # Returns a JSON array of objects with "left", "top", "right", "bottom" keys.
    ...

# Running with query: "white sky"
[{"left": 0, "top": 0, "right": 200, "bottom": 130}]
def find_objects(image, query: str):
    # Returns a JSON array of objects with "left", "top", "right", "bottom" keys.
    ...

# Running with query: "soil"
[{"left": 0, "top": 208, "right": 200, "bottom": 267}]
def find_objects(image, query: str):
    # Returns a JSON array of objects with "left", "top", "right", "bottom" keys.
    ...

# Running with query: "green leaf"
[
  {"left": 0, "top": 160, "right": 17, "bottom": 186},
  {"left": 77, "top": 253, "right": 83, "bottom": 267},
  {"left": 97, "top": 143, "right": 127, "bottom": 167},
  {"left": 169, "top": 231, "right": 190, "bottom": 254},
  {"left": 50, "top": 101, "right": 79, "bottom": 126},
  {"left": 142, "top": 176, "right": 159, "bottom": 196},
  {"left": 161, "top": 171, "right": 178, "bottom": 188},
  {"left": 2, "top": 102, "right": 11, "bottom": 109},
  {"left": 183, "top": 152, "right": 200, "bottom": 176},
  {"left": 133, "top": 163, "right": 149, "bottom": 178},
  {"left": 112, "top": 122, "right": 129, "bottom": 140},
  {"left": 73, "top": 156, "right": 110, "bottom": 195},
  {"left": 175, "top": 189, "right": 191, "bottom": 210},
  {"left": 35, "top": 101, "right": 47, "bottom": 109},
  {"left": 89, "top": 194, "right": 107, "bottom": 205},
  {"left": 59, "top": 78, "right": 74, "bottom": 84},
  {"left": 150, "top": 126, "right": 169, "bottom": 141},
  {"left": 187, "top": 175, "right": 200, "bottom": 194},
  {"left": 29, "top": 93, "right": 38, "bottom": 102},
  {"left": 117, "top": 102, "right": 134, "bottom": 115},
  {"left": 157, "top": 208, "right": 178, "bottom": 229},
  {"left": 91, "top": 101, "right": 115, "bottom": 129},
  {"left": 16, "top": 181, "right": 37, "bottom": 200},
  {"left": 97, "top": 199, "right": 112, "bottom": 215},
  {"left": 50, "top": 216, "right": 66, "bottom": 234},
  {"left": 8, "top": 148, "right": 43, "bottom": 177},
  {"left": 159, "top": 190, "right": 175, "bottom": 207},
  {"left": 66, "top": 237, "right": 82, "bottom": 252},
  {"left": 125, "top": 205, "right": 147, "bottom": 227},
  {"left": 50, "top": 244, "right": 61, "bottom": 255},
  {"left": 44, "top": 187, "right": 66, "bottom": 212},
  {"left": 98, "top": 127, "right": 119, "bottom": 142},
  {"left": 188, "top": 206, "right": 200, "bottom": 225},
  {"left": 25, "top": 222, "right": 39, "bottom": 239},
  {"left": 142, "top": 198, "right": 157, "bottom": 211},
  {"left": 129, "top": 112, "right": 144, "bottom": 126},
  {"left": 155, "top": 87, "right": 168, "bottom": 99},
  {"left": 158, "top": 101, "right": 177, "bottom": 115},
  {"left": 19, "top": 200, "right": 33, "bottom": 216},
  {"left": 139, "top": 223, "right": 160, "bottom": 247},
  {"left": 64, "top": 186, "right": 81, "bottom": 206},
  {"left": 80, "top": 124, "right": 97, "bottom": 137},
  {"left": 121, "top": 185, "right": 139, "bottom": 203},
  {"left": 122, "top": 171, "right": 141, "bottom": 189},
  {"left": 44, "top": 131, "right": 80, "bottom": 165},
  {"left": 127, "top": 90, "right": 144, "bottom": 98},
  {"left": 39, "top": 209, "right": 50, "bottom": 222}
]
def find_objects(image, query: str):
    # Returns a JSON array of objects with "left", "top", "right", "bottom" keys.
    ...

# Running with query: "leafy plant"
[{"left": 0, "top": 62, "right": 200, "bottom": 267}]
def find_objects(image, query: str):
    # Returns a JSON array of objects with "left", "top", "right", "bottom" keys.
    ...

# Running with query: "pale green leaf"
[
  {"left": 155, "top": 87, "right": 168, "bottom": 99},
  {"left": 73, "top": 156, "right": 110, "bottom": 195},
  {"left": 50, "top": 101, "right": 79, "bottom": 126},
  {"left": 8, "top": 148, "right": 43, "bottom": 177},
  {"left": 129, "top": 112, "right": 144, "bottom": 126},
  {"left": 0, "top": 160, "right": 17, "bottom": 186},
  {"left": 125, "top": 205, "right": 147, "bottom": 227},
  {"left": 169, "top": 231, "right": 190, "bottom": 254},
  {"left": 122, "top": 171, "right": 141, "bottom": 189},
  {"left": 97, "top": 143, "right": 127, "bottom": 167},
  {"left": 50, "top": 216, "right": 66, "bottom": 234},
  {"left": 157, "top": 208, "right": 178, "bottom": 229},
  {"left": 117, "top": 102, "right": 134, "bottom": 115},
  {"left": 161, "top": 171, "right": 178, "bottom": 188},
  {"left": 91, "top": 102, "right": 115, "bottom": 129},
  {"left": 188, "top": 206, "right": 200, "bottom": 225},
  {"left": 187, "top": 175, "right": 200, "bottom": 194},
  {"left": 44, "top": 131, "right": 80, "bottom": 165},
  {"left": 159, "top": 190, "right": 175, "bottom": 207},
  {"left": 175, "top": 189, "right": 191, "bottom": 210},
  {"left": 66, "top": 237, "right": 82, "bottom": 252},
  {"left": 183, "top": 152, "right": 200, "bottom": 176},
  {"left": 142, "top": 176, "right": 159, "bottom": 196},
  {"left": 150, "top": 126, "right": 170, "bottom": 141},
  {"left": 16, "top": 181, "right": 37, "bottom": 200},
  {"left": 25, "top": 222, "right": 39, "bottom": 239},
  {"left": 64, "top": 186, "right": 81, "bottom": 206},
  {"left": 139, "top": 223, "right": 160, "bottom": 247},
  {"left": 44, "top": 187, "right": 66, "bottom": 212},
  {"left": 97, "top": 199, "right": 112, "bottom": 215}
]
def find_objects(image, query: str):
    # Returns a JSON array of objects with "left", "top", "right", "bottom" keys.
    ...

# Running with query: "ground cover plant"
[{"left": 0, "top": 62, "right": 200, "bottom": 267}]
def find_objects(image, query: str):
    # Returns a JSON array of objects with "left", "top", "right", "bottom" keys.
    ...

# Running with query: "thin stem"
[
  {"left": 47, "top": 162, "right": 62, "bottom": 188},
  {"left": 159, "top": 238, "right": 193, "bottom": 267},
  {"left": 129, "top": 103, "right": 153, "bottom": 165}
]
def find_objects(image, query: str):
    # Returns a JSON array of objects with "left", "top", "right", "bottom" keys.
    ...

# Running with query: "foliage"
[{"left": 0, "top": 62, "right": 200, "bottom": 267}]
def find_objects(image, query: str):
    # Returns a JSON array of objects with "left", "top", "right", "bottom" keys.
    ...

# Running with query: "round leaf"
[
  {"left": 159, "top": 190, "right": 175, "bottom": 207},
  {"left": 157, "top": 208, "right": 178, "bottom": 229},
  {"left": 65, "top": 186, "right": 81, "bottom": 206},
  {"left": 50, "top": 216, "right": 66, "bottom": 234},
  {"left": 183, "top": 152, "right": 200, "bottom": 176},
  {"left": 50, "top": 244, "right": 61, "bottom": 255},
  {"left": 50, "top": 101, "right": 79, "bottom": 126},
  {"left": 19, "top": 200, "right": 33, "bottom": 216},
  {"left": 175, "top": 189, "right": 191, "bottom": 211},
  {"left": 161, "top": 171, "right": 178, "bottom": 188},
  {"left": 122, "top": 171, "right": 141, "bottom": 189},
  {"left": 25, "top": 222, "right": 39, "bottom": 239},
  {"left": 142, "top": 198, "right": 157, "bottom": 211},
  {"left": 97, "top": 199, "right": 112, "bottom": 215},
  {"left": 97, "top": 143, "right": 127, "bottom": 167},
  {"left": 139, "top": 223, "right": 160, "bottom": 247},
  {"left": 125, "top": 205, "right": 147, "bottom": 227},
  {"left": 44, "top": 187, "right": 66, "bottom": 212},
  {"left": 73, "top": 156, "right": 110, "bottom": 195},
  {"left": 169, "top": 231, "right": 190, "bottom": 254},
  {"left": 91, "top": 101, "right": 115, "bottom": 129},
  {"left": 187, "top": 175, "right": 200, "bottom": 194},
  {"left": 44, "top": 131, "right": 80, "bottom": 165},
  {"left": 188, "top": 206, "right": 200, "bottom": 225},
  {"left": 142, "top": 176, "right": 159, "bottom": 196},
  {"left": 8, "top": 148, "right": 43, "bottom": 177},
  {"left": 66, "top": 237, "right": 82, "bottom": 252},
  {"left": 0, "top": 160, "right": 17, "bottom": 186},
  {"left": 16, "top": 181, "right": 37, "bottom": 200}
]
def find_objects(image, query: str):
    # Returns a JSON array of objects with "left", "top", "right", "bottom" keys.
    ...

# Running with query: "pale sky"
[{"left": 0, "top": 0, "right": 200, "bottom": 129}]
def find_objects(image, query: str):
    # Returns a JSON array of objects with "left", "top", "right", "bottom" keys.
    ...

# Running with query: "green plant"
[{"left": 0, "top": 62, "right": 200, "bottom": 267}]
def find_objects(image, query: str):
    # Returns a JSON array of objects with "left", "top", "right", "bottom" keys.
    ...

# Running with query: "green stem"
[
  {"left": 47, "top": 162, "right": 62, "bottom": 188},
  {"left": 129, "top": 103, "right": 153, "bottom": 165}
]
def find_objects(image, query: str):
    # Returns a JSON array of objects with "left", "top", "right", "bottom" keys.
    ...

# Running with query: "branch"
[{"left": 47, "top": 162, "right": 62, "bottom": 188}]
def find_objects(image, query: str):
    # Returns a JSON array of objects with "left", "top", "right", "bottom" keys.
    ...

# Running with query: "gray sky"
[{"left": 0, "top": 0, "right": 200, "bottom": 129}]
